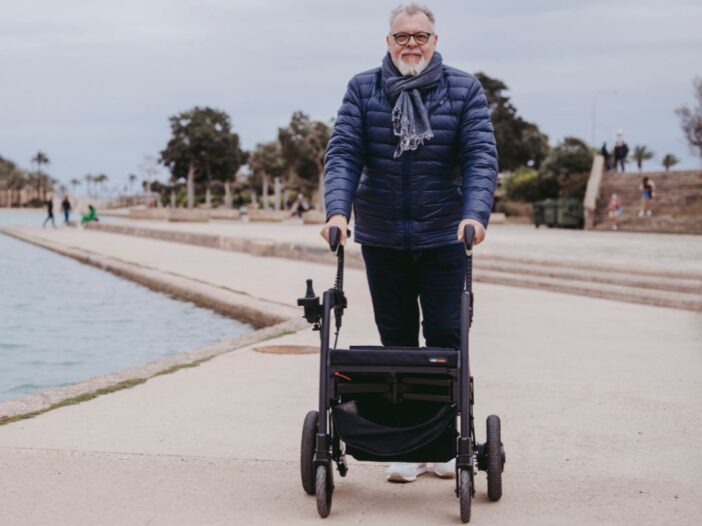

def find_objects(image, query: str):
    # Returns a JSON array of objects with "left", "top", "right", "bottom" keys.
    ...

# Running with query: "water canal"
[{"left": 0, "top": 211, "right": 252, "bottom": 402}]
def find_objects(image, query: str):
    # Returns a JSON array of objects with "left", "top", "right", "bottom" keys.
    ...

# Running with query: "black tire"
[
  {"left": 300, "top": 410, "right": 318, "bottom": 495},
  {"left": 459, "top": 468, "right": 472, "bottom": 523},
  {"left": 486, "top": 415, "right": 503, "bottom": 502},
  {"left": 315, "top": 464, "right": 333, "bottom": 518}
]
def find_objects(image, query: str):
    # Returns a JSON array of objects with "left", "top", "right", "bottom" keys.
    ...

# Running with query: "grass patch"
[
  {"left": 0, "top": 378, "right": 147, "bottom": 427},
  {"left": 0, "top": 355, "right": 229, "bottom": 427},
  {"left": 152, "top": 359, "right": 208, "bottom": 377}
]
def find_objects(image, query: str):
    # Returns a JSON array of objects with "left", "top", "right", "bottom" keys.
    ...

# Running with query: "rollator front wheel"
[
  {"left": 486, "top": 414, "right": 503, "bottom": 501},
  {"left": 459, "top": 468, "right": 472, "bottom": 523},
  {"left": 315, "top": 464, "right": 333, "bottom": 518},
  {"left": 300, "top": 410, "right": 318, "bottom": 495}
]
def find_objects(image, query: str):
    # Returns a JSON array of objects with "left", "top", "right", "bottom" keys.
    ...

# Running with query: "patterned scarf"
[{"left": 382, "top": 51, "right": 443, "bottom": 158}]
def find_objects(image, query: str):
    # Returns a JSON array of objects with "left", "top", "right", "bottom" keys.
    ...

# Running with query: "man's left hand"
[{"left": 457, "top": 218, "right": 486, "bottom": 245}]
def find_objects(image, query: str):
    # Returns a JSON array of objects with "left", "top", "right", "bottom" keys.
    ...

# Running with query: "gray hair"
[{"left": 389, "top": 3, "right": 436, "bottom": 30}]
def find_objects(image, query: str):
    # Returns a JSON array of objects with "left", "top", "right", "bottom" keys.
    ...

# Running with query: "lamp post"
[{"left": 591, "top": 90, "right": 618, "bottom": 148}]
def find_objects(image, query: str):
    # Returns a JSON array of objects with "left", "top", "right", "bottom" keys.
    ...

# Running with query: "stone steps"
[
  {"left": 85, "top": 222, "right": 702, "bottom": 311},
  {"left": 594, "top": 170, "right": 702, "bottom": 234},
  {"left": 476, "top": 258, "right": 702, "bottom": 294},
  {"left": 475, "top": 268, "right": 702, "bottom": 311}
]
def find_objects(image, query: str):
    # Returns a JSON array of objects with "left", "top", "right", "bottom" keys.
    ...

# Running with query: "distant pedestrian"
[
  {"left": 600, "top": 142, "right": 612, "bottom": 172},
  {"left": 234, "top": 191, "right": 245, "bottom": 210},
  {"left": 607, "top": 193, "right": 622, "bottom": 230},
  {"left": 613, "top": 140, "right": 629, "bottom": 173},
  {"left": 639, "top": 176, "right": 655, "bottom": 217},
  {"left": 81, "top": 204, "right": 99, "bottom": 226},
  {"left": 291, "top": 193, "right": 308, "bottom": 218},
  {"left": 42, "top": 196, "right": 56, "bottom": 228},
  {"left": 61, "top": 196, "right": 72, "bottom": 225}
]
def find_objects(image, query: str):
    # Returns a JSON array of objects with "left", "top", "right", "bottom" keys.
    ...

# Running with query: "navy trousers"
[{"left": 361, "top": 243, "right": 466, "bottom": 350}]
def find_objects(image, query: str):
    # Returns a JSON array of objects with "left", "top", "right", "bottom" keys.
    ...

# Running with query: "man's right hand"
[{"left": 320, "top": 214, "right": 348, "bottom": 246}]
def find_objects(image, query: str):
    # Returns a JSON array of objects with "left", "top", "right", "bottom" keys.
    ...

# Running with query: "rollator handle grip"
[
  {"left": 328, "top": 226, "right": 341, "bottom": 252},
  {"left": 463, "top": 224, "right": 475, "bottom": 253}
]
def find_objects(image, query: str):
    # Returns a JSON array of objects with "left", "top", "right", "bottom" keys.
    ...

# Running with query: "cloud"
[{"left": 0, "top": 0, "right": 700, "bottom": 185}]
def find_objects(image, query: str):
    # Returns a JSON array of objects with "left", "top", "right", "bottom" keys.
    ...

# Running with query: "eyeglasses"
[{"left": 391, "top": 32, "right": 434, "bottom": 46}]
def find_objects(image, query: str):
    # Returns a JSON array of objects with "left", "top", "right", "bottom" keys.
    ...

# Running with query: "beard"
[{"left": 393, "top": 52, "right": 429, "bottom": 77}]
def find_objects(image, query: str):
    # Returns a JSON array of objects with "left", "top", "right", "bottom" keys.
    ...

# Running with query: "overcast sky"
[{"left": 1, "top": 0, "right": 700, "bottom": 190}]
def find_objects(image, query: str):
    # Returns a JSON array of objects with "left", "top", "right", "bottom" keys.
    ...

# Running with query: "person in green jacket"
[{"left": 80, "top": 205, "right": 99, "bottom": 225}]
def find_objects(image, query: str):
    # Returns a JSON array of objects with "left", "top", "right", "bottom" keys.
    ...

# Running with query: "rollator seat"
[{"left": 330, "top": 345, "right": 458, "bottom": 368}]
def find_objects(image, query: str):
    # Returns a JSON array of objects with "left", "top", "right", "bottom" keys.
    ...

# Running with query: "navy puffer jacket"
[{"left": 324, "top": 64, "right": 498, "bottom": 250}]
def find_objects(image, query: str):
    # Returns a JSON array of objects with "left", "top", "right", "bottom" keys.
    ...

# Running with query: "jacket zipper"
[{"left": 402, "top": 150, "right": 413, "bottom": 249}]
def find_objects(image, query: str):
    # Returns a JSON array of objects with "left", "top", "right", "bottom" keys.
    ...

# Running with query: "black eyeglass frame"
[{"left": 391, "top": 32, "right": 434, "bottom": 46}]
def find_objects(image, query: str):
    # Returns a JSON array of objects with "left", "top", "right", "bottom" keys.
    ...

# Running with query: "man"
[
  {"left": 321, "top": 4, "right": 498, "bottom": 483},
  {"left": 61, "top": 195, "right": 72, "bottom": 225},
  {"left": 42, "top": 195, "right": 56, "bottom": 228},
  {"left": 600, "top": 142, "right": 612, "bottom": 172},
  {"left": 613, "top": 139, "right": 629, "bottom": 173}
]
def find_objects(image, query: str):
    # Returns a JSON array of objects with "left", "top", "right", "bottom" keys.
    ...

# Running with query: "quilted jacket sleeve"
[
  {"left": 458, "top": 79, "right": 498, "bottom": 228},
  {"left": 324, "top": 76, "right": 366, "bottom": 221}
]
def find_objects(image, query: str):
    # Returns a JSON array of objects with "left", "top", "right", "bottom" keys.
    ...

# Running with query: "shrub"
[{"left": 505, "top": 167, "right": 539, "bottom": 201}]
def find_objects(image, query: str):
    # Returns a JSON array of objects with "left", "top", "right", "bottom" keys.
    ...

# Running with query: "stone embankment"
[
  {"left": 86, "top": 221, "right": 702, "bottom": 311},
  {"left": 0, "top": 226, "right": 305, "bottom": 420}
]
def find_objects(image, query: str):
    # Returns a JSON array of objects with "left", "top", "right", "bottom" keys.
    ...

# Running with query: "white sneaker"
[
  {"left": 386, "top": 462, "right": 427, "bottom": 482},
  {"left": 432, "top": 459, "right": 456, "bottom": 478}
]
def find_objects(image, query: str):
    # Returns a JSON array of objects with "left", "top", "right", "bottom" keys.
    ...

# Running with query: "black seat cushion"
[{"left": 330, "top": 346, "right": 457, "bottom": 368}]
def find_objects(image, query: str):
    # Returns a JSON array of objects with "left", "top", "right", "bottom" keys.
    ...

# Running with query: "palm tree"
[
  {"left": 9, "top": 170, "right": 28, "bottom": 206},
  {"left": 662, "top": 154, "right": 679, "bottom": 173},
  {"left": 94, "top": 174, "right": 109, "bottom": 197},
  {"left": 26, "top": 172, "right": 39, "bottom": 201},
  {"left": 31, "top": 151, "right": 50, "bottom": 198},
  {"left": 128, "top": 173, "right": 138, "bottom": 195},
  {"left": 84, "top": 174, "right": 94, "bottom": 197},
  {"left": 0, "top": 157, "right": 16, "bottom": 206},
  {"left": 0, "top": 158, "right": 30, "bottom": 206},
  {"left": 632, "top": 145, "right": 654, "bottom": 172},
  {"left": 70, "top": 178, "right": 81, "bottom": 195}
]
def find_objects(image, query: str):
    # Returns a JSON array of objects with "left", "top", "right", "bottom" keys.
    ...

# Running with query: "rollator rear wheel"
[
  {"left": 315, "top": 464, "right": 333, "bottom": 518},
  {"left": 300, "top": 410, "right": 318, "bottom": 495},
  {"left": 459, "top": 468, "right": 472, "bottom": 523},
  {"left": 486, "top": 415, "right": 503, "bottom": 501}
]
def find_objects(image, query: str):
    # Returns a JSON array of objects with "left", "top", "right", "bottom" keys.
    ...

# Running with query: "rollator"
[{"left": 297, "top": 224, "right": 505, "bottom": 522}]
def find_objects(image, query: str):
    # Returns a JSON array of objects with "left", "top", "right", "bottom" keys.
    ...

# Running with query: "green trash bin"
[
  {"left": 532, "top": 201, "right": 545, "bottom": 228},
  {"left": 556, "top": 198, "right": 584, "bottom": 229},
  {"left": 542, "top": 199, "right": 558, "bottom": 227}
]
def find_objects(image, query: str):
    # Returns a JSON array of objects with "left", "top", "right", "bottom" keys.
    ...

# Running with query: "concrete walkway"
[
  {"left": 97, "top": 218, "right": 702, "bottom": 275},
  {"left": 0, "top": 226, "right": 700, "bottom": 525},
  {"left": 89, "top": 219, "right": 702, "bottom": 310}
]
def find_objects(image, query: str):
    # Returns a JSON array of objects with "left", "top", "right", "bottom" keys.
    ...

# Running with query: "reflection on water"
[{"left": 0, "top": 211, "right": 252, "bottom": 402}]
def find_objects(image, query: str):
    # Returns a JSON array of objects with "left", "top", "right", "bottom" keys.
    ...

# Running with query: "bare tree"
[{"left": 675, "top": 78, "right": 702, "bottom": 160}]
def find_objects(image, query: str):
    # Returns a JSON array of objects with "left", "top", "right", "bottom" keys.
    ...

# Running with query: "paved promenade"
[
  {"left": 90, "top": 218, "right": 702, "bottom": 310},
  {"left": 102, "top": 217, "right": 702, "bottom": 276},
  {"left": 0, "top": 224, "right": 700, "bottom": 525}
]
